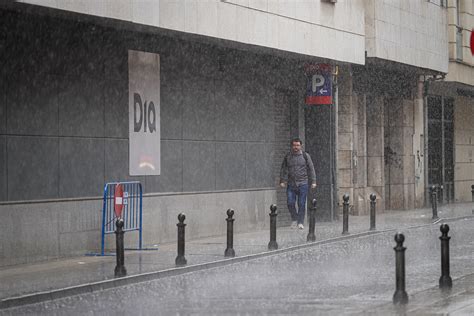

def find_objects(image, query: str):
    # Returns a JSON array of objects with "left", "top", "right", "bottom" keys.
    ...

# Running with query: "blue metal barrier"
[{"left": 101, "top": 181, "right": 143, "bottom": 256}]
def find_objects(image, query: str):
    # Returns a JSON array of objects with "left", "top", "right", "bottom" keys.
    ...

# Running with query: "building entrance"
[
  {"left": 304, "top": 104, "right": 337, "bottom": 221},
  {"left": 427, "top": 96, "right": 454, "bottom": 203}
]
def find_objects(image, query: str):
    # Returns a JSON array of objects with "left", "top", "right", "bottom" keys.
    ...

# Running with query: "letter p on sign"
[{"left": 114, "top": 184, "right": 124, "bottom": 218}]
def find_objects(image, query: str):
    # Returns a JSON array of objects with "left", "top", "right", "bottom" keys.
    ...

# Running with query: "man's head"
[{"left": 291, "top": 138, "right": 302, "bottom": 153}]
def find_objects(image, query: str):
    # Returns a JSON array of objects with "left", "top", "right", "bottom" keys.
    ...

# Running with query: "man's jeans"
[{"left": 286, "top": 183, "right": 308, "bottom": 225}]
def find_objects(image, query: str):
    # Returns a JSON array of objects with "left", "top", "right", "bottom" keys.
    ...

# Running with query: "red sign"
[
  {"left": 114, "top": 184, "right": 124, "bottom": 218},
  {"left": 470, "top": 29, "right": 473, "bottom": 55}
]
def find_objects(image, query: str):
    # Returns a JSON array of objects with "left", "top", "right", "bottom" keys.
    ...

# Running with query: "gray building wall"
[
  {"left": 0, "top": 8, "right": 307, "bottom": 266},
  {"left": 0, "top": 9, "right": 308, "bottom": 201},
  {"left": 348, "top": 64, "right": 418, "bottom": 212}
]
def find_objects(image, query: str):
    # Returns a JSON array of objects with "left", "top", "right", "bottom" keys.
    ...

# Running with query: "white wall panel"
[
  {"left": 366, "top": 0, "right": 448, "bottom": 72},
  {"left": 20, "top": 0, "right": 365, "bottom": 64}
]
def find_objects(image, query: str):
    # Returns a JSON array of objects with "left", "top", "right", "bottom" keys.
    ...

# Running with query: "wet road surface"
[{"left": 3, "top": 218, "right": 474, "bottom": 315}]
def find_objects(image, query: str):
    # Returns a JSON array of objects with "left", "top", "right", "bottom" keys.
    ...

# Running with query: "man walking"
[{"left": 279, "top": 138, "right": 317, "bottom": 229}]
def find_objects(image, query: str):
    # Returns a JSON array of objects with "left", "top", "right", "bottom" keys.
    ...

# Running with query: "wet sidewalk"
[{"left": 0, "top": 202, "right": 473, "bottom": 309}]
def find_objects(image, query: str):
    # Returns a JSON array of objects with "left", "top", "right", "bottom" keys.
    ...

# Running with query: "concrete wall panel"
[
  {"left": 403, "top": 156, "right": 415, "bottom": 184},
  {"left": 183, "top": 141, "right": 215, "bottom": 192},
  {"left": 366, "top": 126, "right": 384, "bottom": 157},
  {"left": 455, "top": 180, "right": 474, "bottom": 202},
  {"left": 59, "top": 138, "right": 104, "bottom": 198},
  {"left": 246, "top": 86, "right": 274, "bottom": 142},
  {"left": 367, "top": 156, "right": 384, "bottom": 187},
  {"left": 0, "top": 67, "right": 5, "bottom": 135},
  {"left": 104, "top": 138, "right": 143, "bottom": 184},
  {"left": 146, "top": 140, "right": 183, "bottom": 193},
  {"left": 356, "top": 156, "right": 368, "bottom": 187},
  {"left": 338, "top": 113, "right": 353, "bottom": 133},
  {"left": 404, "top": 183, "right": 415, "bottom": 210},
  {"left": 7, "top": 73, "right": 59, "bottom": 136},
  {"left": 51, "top": 25, "right": 105, "bottom": 79},
  {"left": 338, "top": 133, "right": 352, "bottom": 151},
  {"left": 182, "top": 77, "right": 215, "bottom": 141},
  {"left": 214, "top": 80, "right": 247, "bottom": 142},
  {"left": 216, "top": 142, "right": 246, "bottom": 190},
  {"left": 104, "top": 79, "right": 128, "bottom": 139},
  {"left": 246, "top": 142, "right": 273, "bottom": 188},
  {"left": 58, "top": 78, "right": 104, "bottom": 137},
  {"left": 338, "top": 150, "right": 352, "bottom": 169},
  {"left": 338, "top": 169, "right": 352, "bottom": 188},
  {"left": 455, "top": 145, "right": 474, "bottom": 163},
  {"left": 0, "top": 136, "right": 5, "bottom": 201},
  {"left": 455, "top": 163, "right": 474, "bottom": 181},
  {"left": 387, "top": 184, "right": 404, "bottom": 210},
  {"left": 7, "top": 136, "right": 59, "bottom": 201},
  {"left": 0, "top": 205, "right": 60, "bottom": 266},
  {"left": 161, "top": 85, "right": 183, "bottom": 140}
]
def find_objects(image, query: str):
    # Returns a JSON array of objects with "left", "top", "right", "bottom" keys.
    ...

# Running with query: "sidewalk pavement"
[{"left": 1, "top": 202, "right": 473, "bottom": 309}]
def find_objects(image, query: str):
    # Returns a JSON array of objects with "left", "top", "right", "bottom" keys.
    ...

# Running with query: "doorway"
[
  {"left": 427, "top": 96, "right": 454, "bottom": 203},
  {"left": 304, "top": 104, "right": 337, "bottom": 221}
]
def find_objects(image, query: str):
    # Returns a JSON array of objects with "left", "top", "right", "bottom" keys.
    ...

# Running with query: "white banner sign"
[{"left": 128, "top": 50, "right": 160, "bottom": 175}]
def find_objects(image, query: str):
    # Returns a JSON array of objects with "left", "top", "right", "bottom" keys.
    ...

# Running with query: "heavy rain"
[{"left": 0, "top": 0, "right": 474, "bottom": 315}]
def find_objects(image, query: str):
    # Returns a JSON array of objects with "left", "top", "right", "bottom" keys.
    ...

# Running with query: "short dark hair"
[{"left": 291, "top": 138, "right": 302, "bottom": 145}]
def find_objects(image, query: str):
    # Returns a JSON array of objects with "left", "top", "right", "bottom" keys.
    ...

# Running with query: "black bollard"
[
  {"left": 268, "top": 204, "right": 278, "bottom": 250},
  {"left": 342, "top": 194, "right": 349, "bottom": 235},
  {"left": 224, "top": 209, "right": 235, "bottom": 258},
  {"left": 439, "top": 224, "right": 452, "bottom": 289},
  {"left": 114, "top": 218, "right": 127, "bottom": 277},
  {"left": 393, "top": 232, "right": 409, "bottom": 305},
  {"left": 307, "top": 199, "right": 317, "bottom": 242},
  {"left": 431, "top": 185, "right": 439, "bottom": 220},
  {"left": 438, "top": 185, "right": 444, "bottom": 205},
  {"left": 175, "top": 213, "right": 187, "bottom": 266},
  {"left": 471, "top": 185, "right": 474, "bottom": 213},
  {"left": 370, "top": 194, "right": 376, "bottom": 231}
]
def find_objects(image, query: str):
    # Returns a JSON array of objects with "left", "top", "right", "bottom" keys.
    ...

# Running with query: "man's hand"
[
  {"left": 280, "top": 182, "right": 287, "bottom": 188},
  {"left": 311, "top": 183, "right": 317, "bottom": 189}
]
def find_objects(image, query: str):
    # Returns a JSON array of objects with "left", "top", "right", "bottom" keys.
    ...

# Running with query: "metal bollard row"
[{"left": 393, "top": 224, "right": 453, "bottom": 305}]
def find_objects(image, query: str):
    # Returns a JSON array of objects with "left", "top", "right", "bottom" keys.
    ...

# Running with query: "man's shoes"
[
  {"left": 290, "top": 221, "right": 297, "bottom": 229},
  {"left": 297, "top": 223, "right": 304, "bottom": 230}
]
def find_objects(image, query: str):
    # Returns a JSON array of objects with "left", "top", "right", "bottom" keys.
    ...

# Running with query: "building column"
[
  {"left": 384, "top": 97, "right": 415, "bottom": 210},
  {"left": 366, "top": 95, "right": 385, "bottom": 212},
  {"left": 413, "top": 79, "right": 425, "bottom": 208},
  {"left": 337, "top": 68, "right": 354, "bottom": 213}
]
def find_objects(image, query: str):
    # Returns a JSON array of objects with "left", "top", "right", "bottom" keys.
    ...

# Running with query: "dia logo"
[{"left": 133, "top": 93, "right": 156, "bottom": 133}]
